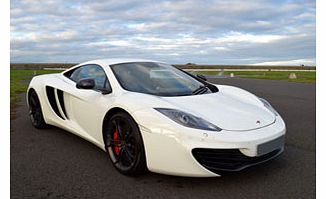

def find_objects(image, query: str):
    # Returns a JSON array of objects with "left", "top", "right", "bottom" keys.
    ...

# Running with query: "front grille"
[{"left": 192, "top": 147, "right": 283, "bottom": 174}]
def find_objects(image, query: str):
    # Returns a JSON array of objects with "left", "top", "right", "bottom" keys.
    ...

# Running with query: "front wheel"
[{"left": 104, "top": 112, "right": 147, "bottom": 176}]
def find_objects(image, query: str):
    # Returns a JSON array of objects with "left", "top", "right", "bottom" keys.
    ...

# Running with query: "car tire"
[
  {"left": 104, "top": 111, "right": 147, "bottom": 176},
  {"left": 28, "top": 90, "right": 48, "bottom": 129}
]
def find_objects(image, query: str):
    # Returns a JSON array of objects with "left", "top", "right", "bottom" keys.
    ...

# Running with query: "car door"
[{"left": 63, "top": 64, "right": 113, "bottom": 146}]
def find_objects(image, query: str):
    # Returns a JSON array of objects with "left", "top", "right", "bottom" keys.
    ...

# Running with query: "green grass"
[
  {"left": 193, "top": 71, "right": 316, "bottom": 83},
  {"left": 10, "top": 69, "right": 61, "bottom": 104}
]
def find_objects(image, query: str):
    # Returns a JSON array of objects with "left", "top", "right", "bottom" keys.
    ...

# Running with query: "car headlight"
[
  {"left": 259, "top": 98, "right": 278, "bottom": 116},
  {"left": 154, "top": 108, "right": 222, "bottom": 131}
]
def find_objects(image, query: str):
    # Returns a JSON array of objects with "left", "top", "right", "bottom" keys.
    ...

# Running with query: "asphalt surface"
[{"left": 11, "top": 77, "right": 316, "bottom": 199}]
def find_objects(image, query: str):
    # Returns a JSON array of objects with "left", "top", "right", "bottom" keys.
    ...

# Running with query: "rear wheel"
[
  {"left": 104, "top": 112, "right": 147, "bottom": 176},
  {"left": 28, "top": 90, "right": 48, "bottom": 129}
]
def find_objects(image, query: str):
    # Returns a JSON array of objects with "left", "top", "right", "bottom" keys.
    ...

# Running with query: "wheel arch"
[
  {"left": 26, "top": 87, "right": 36, "bottom": 107},
  {"left": 102, "top": 107, "right": 135, "bottom": 149}
]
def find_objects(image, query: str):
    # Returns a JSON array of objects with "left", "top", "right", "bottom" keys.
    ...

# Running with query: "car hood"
[{"left": 159, "top": 87, "right": 275, "bottom": 131}]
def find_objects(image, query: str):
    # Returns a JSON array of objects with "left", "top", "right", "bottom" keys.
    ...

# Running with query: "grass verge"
[
  {"left": 10, "top": 69, "right": 61, "bottom": 120},
  {"left": 193, "top": 71, "right": 316, "bottom": 83},
  {"left": 10, "top": 69, "right": 61, "bottom": 104}
]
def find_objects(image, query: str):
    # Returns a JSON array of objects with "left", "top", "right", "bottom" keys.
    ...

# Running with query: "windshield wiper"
[{"left": 192, "top": 85, "right": 208, "bottom": 95}]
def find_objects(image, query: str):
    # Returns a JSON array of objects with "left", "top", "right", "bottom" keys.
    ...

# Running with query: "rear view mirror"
[{"left": 76, "top": 78, "right": 95, "bottom": 90}]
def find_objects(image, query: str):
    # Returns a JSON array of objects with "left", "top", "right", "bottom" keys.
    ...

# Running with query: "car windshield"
[{"left": 110, "top": 62, "right": 209, "bottom": 96}]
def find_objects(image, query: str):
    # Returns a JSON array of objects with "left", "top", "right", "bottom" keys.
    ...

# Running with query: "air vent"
[
  {"left": 192, "top": 148, "right": 283, "bottom": 173},
  {"left": 57, "top": 89, "right": 68, "bottom": 119},
  {"left": 46, "top": 86, "right": 65, "bottom": 120}
]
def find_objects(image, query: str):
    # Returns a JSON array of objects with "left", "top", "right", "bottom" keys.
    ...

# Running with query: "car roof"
[{"left": 80, "top": 58, "right": 163, "bottom": 67}]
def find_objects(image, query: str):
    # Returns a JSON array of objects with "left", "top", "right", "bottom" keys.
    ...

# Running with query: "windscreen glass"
[{"left": 111, "top": 62, "right": 206, "bottom": 96}]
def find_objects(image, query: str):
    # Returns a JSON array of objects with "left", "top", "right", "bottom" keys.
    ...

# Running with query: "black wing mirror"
[
  {"left": 76, "top": 78, "right": 95, "bottom": 90},
  {"left": 196, "top": 74, "right": 207, "bottom": 81}
]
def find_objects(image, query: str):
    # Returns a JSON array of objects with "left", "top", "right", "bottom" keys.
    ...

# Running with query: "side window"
[
  {"left": 69, "top": 67, "right": 83, "bottom": 82},
  {"left": 64, "top": 64, "right": 111, "bottom": 91}
]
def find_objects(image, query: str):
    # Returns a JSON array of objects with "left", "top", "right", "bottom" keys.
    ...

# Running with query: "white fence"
[
  {"left": 43, "top": 67, "right": 316, "bottom": 72},
  {"left": 184, "top": 69, "right": 316, "bottom": 72}
]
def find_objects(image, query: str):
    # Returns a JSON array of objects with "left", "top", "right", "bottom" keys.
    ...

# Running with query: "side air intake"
[
  {"left": 57, "top": 89, "right": 68, "bottom": 119},
  {"left": 46, "top": 86, "right": 65, "bottom": 120}
]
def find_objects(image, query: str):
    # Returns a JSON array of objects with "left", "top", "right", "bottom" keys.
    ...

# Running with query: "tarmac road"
[{"left": 10, "top": 77, "right": 316, "bottom": 199}]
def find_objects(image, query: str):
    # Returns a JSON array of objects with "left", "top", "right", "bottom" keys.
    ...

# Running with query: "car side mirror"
[
  {"left": 99, "top": 87, "right": 112, "bottom": 95},
  {"left": 76, "top": 78, "right": 95, "bottom": 90},
  {"left": 196, "top": 74, "right": 207, "bottom": 81}
]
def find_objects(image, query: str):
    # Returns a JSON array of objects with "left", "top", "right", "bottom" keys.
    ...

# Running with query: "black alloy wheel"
[
  {"left": 28, "top": 90, "right": 48, "bottom": 129},
  {"left": 104, "top": 112, "right": 147, "bottom": 176}
]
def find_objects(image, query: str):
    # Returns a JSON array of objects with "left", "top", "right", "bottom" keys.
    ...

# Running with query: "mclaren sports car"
[{"left": 27, "top": 59, "right": 286, "bottom": 177}]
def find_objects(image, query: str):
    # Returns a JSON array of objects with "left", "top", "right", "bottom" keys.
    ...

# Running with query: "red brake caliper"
[{"left": 113, "top": 129, "right": 120, "bottom": 155}]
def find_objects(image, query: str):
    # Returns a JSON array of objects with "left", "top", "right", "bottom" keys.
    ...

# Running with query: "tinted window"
[
  {"left": 111, "top": 62, "right": 210, "bottom": 96},
  {"left": 65, "top": 64, "right": 110, "bottom": 91}
]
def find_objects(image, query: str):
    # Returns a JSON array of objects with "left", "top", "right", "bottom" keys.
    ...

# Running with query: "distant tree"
[{"left": 186, "top": 62, "right": 196, "bottom": 65}]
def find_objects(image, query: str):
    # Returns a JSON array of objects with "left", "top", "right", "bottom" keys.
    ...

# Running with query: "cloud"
[{"left": 10, "top": 0, "right": 315, "bottom": 65}]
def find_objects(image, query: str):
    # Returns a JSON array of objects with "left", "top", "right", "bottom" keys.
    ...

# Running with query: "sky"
[{"left": 10, "top": 0, "right": 316, "bottom": 65}]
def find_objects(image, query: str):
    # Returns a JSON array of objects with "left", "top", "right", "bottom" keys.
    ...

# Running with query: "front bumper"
[{"left": 133, "top": 109, "right": 286, "bottom": 177}]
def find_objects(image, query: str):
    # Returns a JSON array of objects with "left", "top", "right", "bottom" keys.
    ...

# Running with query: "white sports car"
[{"left": 27, "top": 59, "right": 286, "bottom": 177}]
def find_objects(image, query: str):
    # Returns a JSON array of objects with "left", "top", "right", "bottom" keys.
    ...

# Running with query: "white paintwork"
[{"left": 27, "top": 58, "right": 286, "bottom": 177}]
